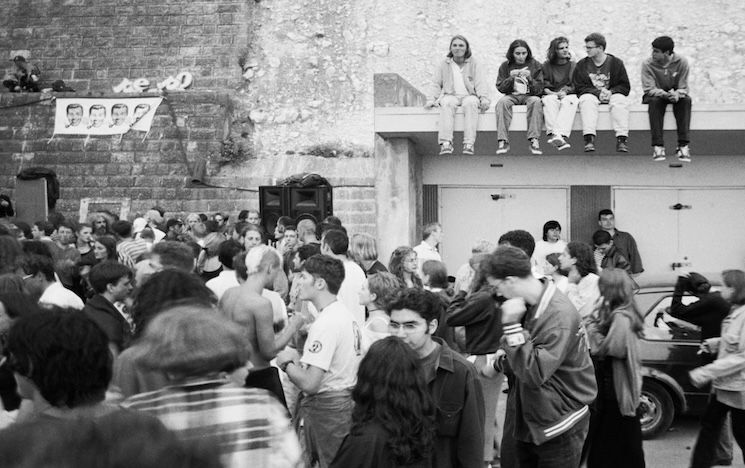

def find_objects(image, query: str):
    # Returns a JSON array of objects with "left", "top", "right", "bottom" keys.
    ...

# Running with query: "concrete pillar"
[{"left": 374, "top": 135, "right": 422, "bottom": 265}]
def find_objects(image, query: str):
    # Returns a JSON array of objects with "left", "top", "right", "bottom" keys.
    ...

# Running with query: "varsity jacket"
[{"left": 502, "top": 282, "right": 597, "bottom": 445}]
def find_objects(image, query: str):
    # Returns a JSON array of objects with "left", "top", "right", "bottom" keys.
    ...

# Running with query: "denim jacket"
[{"left": 696, "top": 305, "right": 745, "bottom": 392}]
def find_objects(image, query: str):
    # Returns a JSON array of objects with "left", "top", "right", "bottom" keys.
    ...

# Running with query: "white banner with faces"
[{"left": 53, "top": 97, "right": 163, "bottom": 135}]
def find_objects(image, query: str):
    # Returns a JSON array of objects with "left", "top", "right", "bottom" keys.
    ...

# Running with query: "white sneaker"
[
  {"left": 652, "top": 146, "right": 666, "bottom": 161},
  {"left": 677, "top": 145, "right": 691, "bottom": 162},
  {"left": 529, "top": 138, "right": 542, "bottom": 155},
  {"left": 552, "top": 135, "right": 571, "bottom": 151}
]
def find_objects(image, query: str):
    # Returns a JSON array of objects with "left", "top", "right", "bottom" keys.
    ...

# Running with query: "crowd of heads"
[{"left": 0, "top": 202, "right": 742, "bottom": 468}]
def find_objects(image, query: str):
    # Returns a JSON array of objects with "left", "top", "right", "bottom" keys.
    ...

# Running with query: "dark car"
[{"left": 635, "top": 273, "right": 723, "bottom": 439}]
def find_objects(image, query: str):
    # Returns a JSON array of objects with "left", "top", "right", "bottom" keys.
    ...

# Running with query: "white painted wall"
[{"left": 438, "top": 186, "right": 569, "bottom": 275}]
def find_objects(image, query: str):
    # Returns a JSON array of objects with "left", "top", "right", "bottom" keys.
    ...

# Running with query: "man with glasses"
[
  {"left": 573, "top": 32, "right": 631, "bottom": 153},
  {"left": 388, "top": 288, "right": 484, "bottom": 468}
]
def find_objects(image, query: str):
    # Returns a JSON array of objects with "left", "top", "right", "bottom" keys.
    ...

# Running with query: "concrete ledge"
[
  {"left": 373, "top": 73, "right": 426, "bottom": 107},
  {"left": 374, "top": 103, "right": 745, "bottom": 133}
]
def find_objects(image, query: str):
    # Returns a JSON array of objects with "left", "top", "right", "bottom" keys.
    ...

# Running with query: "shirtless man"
[{"left": 219, "top": 245, "right": 304, "bottom": 406}]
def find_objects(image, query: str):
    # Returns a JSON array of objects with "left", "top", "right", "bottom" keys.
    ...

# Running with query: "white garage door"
[
  {"left": 438, "top": 186, "right": 569, "bottom": 275},
  {"left": 613, "top": 188, "right": 745, "bottom": 275}
]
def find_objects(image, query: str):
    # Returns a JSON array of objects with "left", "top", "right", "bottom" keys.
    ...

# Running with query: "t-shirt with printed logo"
[
  {"left": 300, "top": 300, "right": 362, "bottom": 393},
  {"left": 587, "top": 58, "right": 611, "bottom": 91}
]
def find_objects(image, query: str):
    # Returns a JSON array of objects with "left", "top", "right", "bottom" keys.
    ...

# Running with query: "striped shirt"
[
  {"left": 122, "top": 380, "right": 301, "bottom": 468},
  {"left": 117, "top": 238, "right": 149, "bottom": 268}
]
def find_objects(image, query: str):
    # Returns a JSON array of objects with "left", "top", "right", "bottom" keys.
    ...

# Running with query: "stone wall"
[
  {"left": 0, "top": 91, "right": 258, "bottom": 218},
  {"left": 1, "top": 0, "right": 248, "bottom": 93}
]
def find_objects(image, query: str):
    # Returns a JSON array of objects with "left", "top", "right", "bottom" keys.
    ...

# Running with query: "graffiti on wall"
[{"left": 112, "top": 72, "right": 193, "bottom": 93}]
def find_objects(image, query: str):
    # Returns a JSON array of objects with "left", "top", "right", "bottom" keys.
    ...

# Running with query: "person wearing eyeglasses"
[
  {"left": 573, "top": 32, "right": 631, "bottom": 153},
  {"left": 388, "top": 288, "right": 485, "bottom": 468}
]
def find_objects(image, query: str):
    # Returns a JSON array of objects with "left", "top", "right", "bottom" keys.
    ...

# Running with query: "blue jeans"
[{"left": 515, "top": 414, "right": 589, "bottom": 468}]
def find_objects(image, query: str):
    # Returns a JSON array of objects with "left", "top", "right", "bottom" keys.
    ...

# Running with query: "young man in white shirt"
[
  {"left": 414, "top": 222, "right": 443, "bottom": 274},
  {"left": 22, "top": 253, "right": 84, "bottom": 310},
  {"left": 276, "top": 254, "right": 363, "bottom": 468}
]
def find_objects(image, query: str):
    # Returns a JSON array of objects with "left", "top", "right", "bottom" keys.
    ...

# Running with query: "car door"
[{"left": 638, "top": 291, "right": 710, "bottom": 414}]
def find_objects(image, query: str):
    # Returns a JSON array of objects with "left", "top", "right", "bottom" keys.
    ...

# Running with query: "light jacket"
[
  {"left": 427, "top": 57, "right": 490, "bottom": 104},
  {"left": 695, "top": 305, "right": 745, "bottom": 392},
  {"left": 586, "top": 308, "right": 642, "bottom": 416}
]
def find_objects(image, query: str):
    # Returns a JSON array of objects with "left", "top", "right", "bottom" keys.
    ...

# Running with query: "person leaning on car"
[{"left": 669, "top": 272, "right": 731, "bottom": 364}]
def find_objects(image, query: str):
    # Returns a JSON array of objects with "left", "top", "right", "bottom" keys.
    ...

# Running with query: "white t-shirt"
[
  {"left": 531, "top": 240, "right": 567, "bottom": 277},
  {"left": 567, "top": 273, "right": 600, "bottom": 318},
  {"left": 39, "top": 281, "right": 84, "bottom": 310},
  {"left": 300, "top": 301, "right": 362, "bottom": 393},
  {"left": 337, "top": 260, "right": 366, "bottom": 325},
  {"left": 206, "top": 269, "right": 240, "bottom": 300},
  {"left": 413, "top": 241, "right": 442, "bottom": 275},
  {"left": 450, "top": 61, "right": 468, "bottom": 96}
]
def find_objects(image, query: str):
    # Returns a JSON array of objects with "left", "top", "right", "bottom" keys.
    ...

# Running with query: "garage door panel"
[
  {"left": 439, "top": 187, "right": 568, "bottom": 275},
  {"left": 678, "top": 189, "right": 745, "bottom": 272}
]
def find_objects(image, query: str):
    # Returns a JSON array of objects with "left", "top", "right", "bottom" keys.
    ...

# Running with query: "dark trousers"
[
  {"left": 501, "top": 375, "right": 518, "bottom": 468},
  {"left": 515, "top": 415, "right": 589, "bottom": 468},
  {"left": 691, "top": 396, "right": 745, "bottom": 468},
  {"left": 586, "top": 399, "right": 645, "bottom": 468},
  {"left": 244, "top": 366, "right": 287, "bottom": 408},
  {"left": 644, "top": 95, "right": 691, "bottom": 146}
]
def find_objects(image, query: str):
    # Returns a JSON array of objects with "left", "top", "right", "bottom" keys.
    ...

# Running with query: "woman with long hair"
[
  {"left": 690, "top": 270, "right": 745, "bottom": 467},
  {"left": 542, "top": 36, "right": 579, "bottom": 150},
  {"left": 495, "top": 39, "right": 545, "bottom": 155},
  {"left": 560, "top": 241, "right": 599, "bottom": 317},
  {"left": 585, "top": 268, "right": 645, "bottom": 468},
  {"left": 331, "top": 336, "right": 436, "bottom": 467},
  {"left": 389, "top": 246, "right": 422, "bottom": 289},
  {"left": 93, "top": 235, "right": 118, "bottom": 262},
  {"left": 424, "top": 34, "right": 490, "bottom": 156}
]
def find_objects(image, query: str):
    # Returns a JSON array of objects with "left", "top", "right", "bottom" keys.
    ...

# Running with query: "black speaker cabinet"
[{"left": 259, "top": 186, "right": 333, "bottom": 238}]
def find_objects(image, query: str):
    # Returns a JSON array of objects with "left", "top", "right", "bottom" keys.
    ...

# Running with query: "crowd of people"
[
  {"left": 0, "top": 204, "right": 741, "bottom": 468},
  {"left": 427, "top": 33, "right": 692, "bottom": 162}
]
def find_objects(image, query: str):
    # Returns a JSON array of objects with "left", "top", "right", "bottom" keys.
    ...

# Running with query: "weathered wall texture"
[
  {"left": 1, "top": 0, "right": 744, "bottom": 232},
  {"left": 1, "top": 0, "right": 248, "bottom": 92},
  {"left": 0, "top": 91, "right": 252, "bottom": 216}
]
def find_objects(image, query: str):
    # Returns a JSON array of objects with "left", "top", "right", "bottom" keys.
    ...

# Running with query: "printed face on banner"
[{"left": 53, "top": 97, "right": 163, "bottom": 136}]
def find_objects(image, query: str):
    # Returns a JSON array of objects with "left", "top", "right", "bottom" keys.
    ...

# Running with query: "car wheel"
[{"left": 639, "top": 379, "right": 675, "bottom": 439}]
